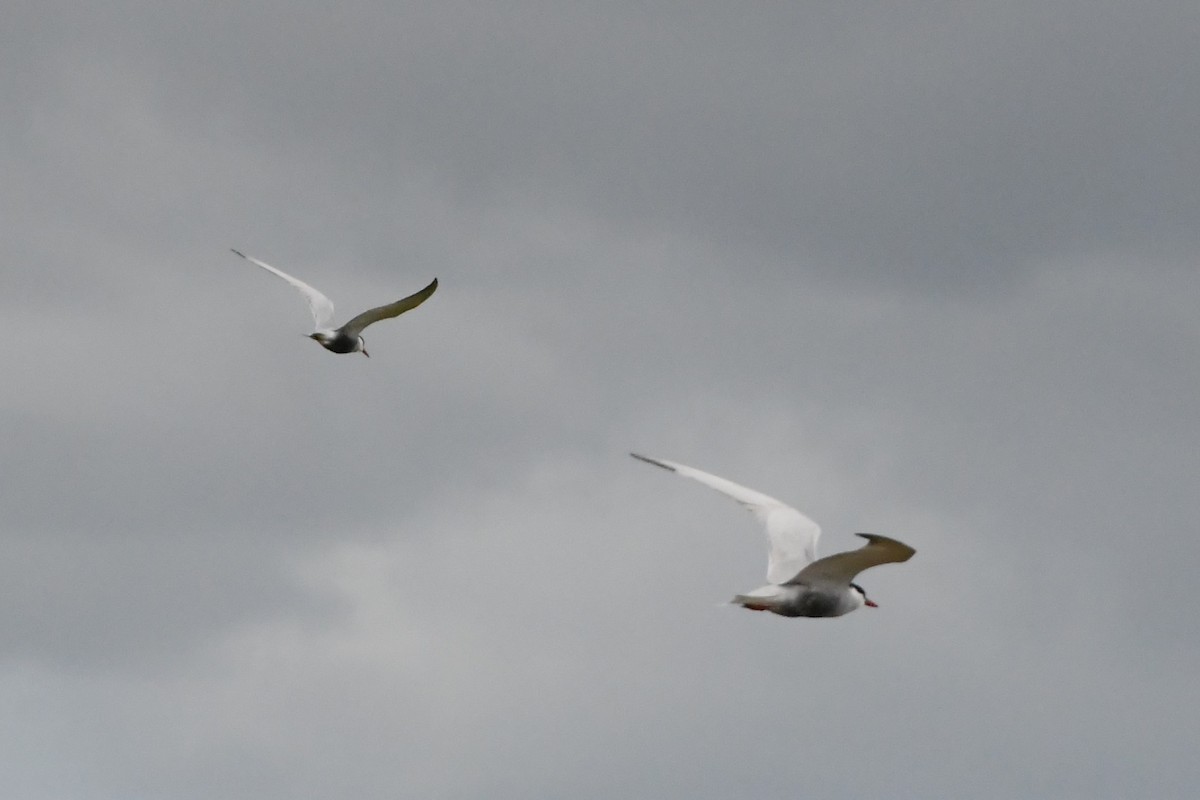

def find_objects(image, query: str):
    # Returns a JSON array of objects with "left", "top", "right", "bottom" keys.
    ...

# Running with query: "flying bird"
[
  {"left": 231, "top": 249, "right": 437, "bottom": 356},
  {"left": 631, "top": 453, "right": 915, "bottom": 617}
]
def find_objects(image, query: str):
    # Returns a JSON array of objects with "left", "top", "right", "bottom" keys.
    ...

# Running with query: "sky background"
[{"left": 4, "top": 2, "right": 1199, "bottom": 798}]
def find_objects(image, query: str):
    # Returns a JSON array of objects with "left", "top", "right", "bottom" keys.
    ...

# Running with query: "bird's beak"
[
  {"left": 865, "top": 599, "right": 878, "bottom": 608},
  {"left": 361, "top": 348, "right": 370, "bottom": 358}
]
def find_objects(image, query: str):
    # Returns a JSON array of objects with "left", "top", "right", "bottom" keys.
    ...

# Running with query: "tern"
[
  {"left": 631, "top": 453, "right": 915, "bottom": 617},
  {"left": 231, "top": 249, "right": 437, "bottom": 356}
]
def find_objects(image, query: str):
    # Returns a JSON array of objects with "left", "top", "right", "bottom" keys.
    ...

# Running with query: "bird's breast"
[
  {"left": 320, "top": 332, "right": 360, "bottom": 353},
  {"left": 775, "top": 586, "right": 852, "bottom": 618}
]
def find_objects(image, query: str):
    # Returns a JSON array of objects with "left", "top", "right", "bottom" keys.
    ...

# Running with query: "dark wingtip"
[
  {"left": 856, "top": 532, "right": 916, "bottom": 559},
  {"left": 230, "top": 248, "right": 246, "bottom": 259},
  {"left": 630, "top": 452, "right": 675, "bottom": 472}
]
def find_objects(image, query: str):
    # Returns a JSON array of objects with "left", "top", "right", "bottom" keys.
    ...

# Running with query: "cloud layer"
[{"left": 3, "top": 3, "right": 1199, "bottom": 798}]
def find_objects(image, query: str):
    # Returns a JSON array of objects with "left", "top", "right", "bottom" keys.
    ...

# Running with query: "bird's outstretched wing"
[
  {"left": 788, "top": 533, "right": 915, "bottom": 587},
  {"left": 338, "top": 278, "right": 438, "bottom": 337},
  {"left": 630, "top": 453, "right": 821, "bottom": 584},
  {"left": 231, "top": 249, "right": 336, "bottom": 331}
]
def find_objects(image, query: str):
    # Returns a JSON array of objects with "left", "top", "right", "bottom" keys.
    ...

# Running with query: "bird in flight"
[
  {"left": 631, "top": 453, "right": 915, "bottom": 617},
  {"left": 231, "top": 249, "right": 437, "bottom": 357}
]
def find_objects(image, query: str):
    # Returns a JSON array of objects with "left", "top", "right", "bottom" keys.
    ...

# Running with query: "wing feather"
[
  {"left": 631, "top": 453, "right": 821, "bottom": 584},
  {"left": 338, "top": 278, "right": 438, "bottom": 337},
  {"left": 789, "top": 533, "right": 915, "bottom": 586},
  {"left": 232, "top": 249, "right": 336, "bottom": 331}
]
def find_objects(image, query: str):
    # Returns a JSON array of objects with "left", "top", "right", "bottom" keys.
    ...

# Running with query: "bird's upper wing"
[
  {"left": 338, "top": 278, "right": 438, "bottom": 338},
  {"left": 232, "top": 249, "right": 336, "bottom": 331},
  {"left": 788, "top": 533, "right": 915, "bottom": 587},
  {"left": 630, "top": 453, "right": 821, "bottom": 584}
]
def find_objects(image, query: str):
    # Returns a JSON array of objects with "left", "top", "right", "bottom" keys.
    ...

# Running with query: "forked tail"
[{"left": 731, "top": 593, "right": 781, "bottom": 612}]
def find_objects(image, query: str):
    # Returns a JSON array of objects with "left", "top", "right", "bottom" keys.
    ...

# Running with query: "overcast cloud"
[{"left": 3, "top": 2, "right": 1199, "bottom": 798}]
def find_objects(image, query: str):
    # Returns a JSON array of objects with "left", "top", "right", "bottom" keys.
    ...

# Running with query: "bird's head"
[
  {"left": 850, "top": 582, "right": 877, "bottom": 608},
  {"left": 358, "top": 336, "right": 369, "bottom": 357}
]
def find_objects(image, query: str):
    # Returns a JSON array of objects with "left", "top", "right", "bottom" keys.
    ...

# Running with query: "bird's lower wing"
[
  {"left": 339, "top": 278, "right": 438, "bottom": 337},
  {"left": 788, "top": 533, "right": 915, "bottom": 585},
  {"left": 232, "top": 249, "right": 336, "bottom": 331}
]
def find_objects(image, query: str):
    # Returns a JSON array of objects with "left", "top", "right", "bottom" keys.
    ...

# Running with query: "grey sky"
[{"left": 3, "top": 3, "right": 1199, "bottom": 798}]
